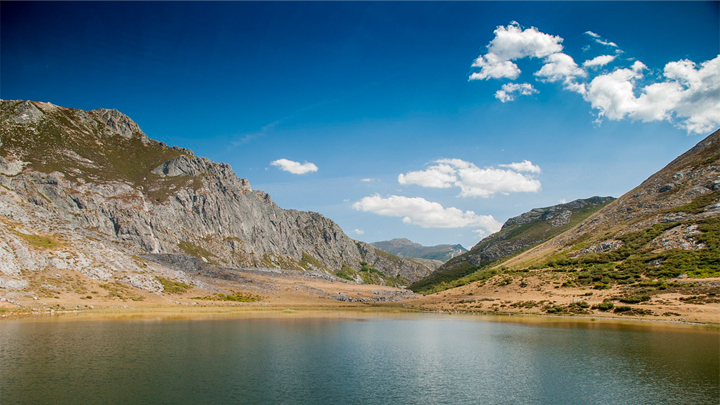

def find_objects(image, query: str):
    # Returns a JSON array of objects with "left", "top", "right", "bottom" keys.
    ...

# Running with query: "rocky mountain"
[
  {"left": 0, "top": 100, "right": 432, "bottom": 291},
  {"left": 410, "top": 196, "right": 615, "bottom": 293},
  {"left": 370, "top": 238, "right": 467, "bottom": 263}
]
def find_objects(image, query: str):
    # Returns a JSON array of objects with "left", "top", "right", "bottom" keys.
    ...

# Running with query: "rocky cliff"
[
  {"left": 0, "top": 100, "right": 432, "bottom": 287},
  {"left": 410, "top": 196, "right": 615, "bottom": 293}
]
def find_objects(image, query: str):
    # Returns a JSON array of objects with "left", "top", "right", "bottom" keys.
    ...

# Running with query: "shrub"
[
  {"left": 157, "top": 277, "right": 192, "bottom": 294},
  {"left": 619, "top": 295, "right": 651, "bottom": 304},
  {"left": 592, "top": 302, "right": 614, "bottom": 311}
]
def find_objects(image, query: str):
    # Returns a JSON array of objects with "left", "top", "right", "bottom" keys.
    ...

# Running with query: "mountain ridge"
[
  {"left": 410, "top": 196, "right": 615, "bottom": 293},
  {"left": 0, "top": 100, "right": 433, "bottom": 288}
]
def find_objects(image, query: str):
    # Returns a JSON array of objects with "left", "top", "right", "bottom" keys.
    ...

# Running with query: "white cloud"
[
  {"left": 535, "top": 52, "right": 587, "bottom": 93},
  {"left": 583, "top": 55, "right": 617, "bottom": 68},
  {"left": 584, "top": 31, "right": 618, "bottom": 48},
  {"left": 470, "top": 22, "right": 563, "bottom": 81},
  {"left": 354, "top": 229, "right": 365, "bottom": 235},
  {"left": 270, "top": 159, "right": 318, "bottom": 175},
  {"left": 352, "top": 194, "right": 502, "bottom": 233},
  {"left": 495, "top": 83, "right": 538, "bottom": 103},
  {"left": 499, "top": 160, "right": 542, "bottom": 173},
  {"left": 470, "top": 57, "right": 520, "bottom": 80},
  {"left": 398, "top": 163, "right": 456, "bottom": 188},
  {"left": 487, "top": 21, "right": 564, "bottom": 60},
  {"left": 584, "top": 56, "right": 720, "bottom": 133},
  {"left": 398, "top": 158, "right": 541, "bottom": 198},
  {"left": 471, "top": 23, "right": 720, "bottom": 135},
  {"left": 559, "top": 199, "right": 568, "bottom": 204}
]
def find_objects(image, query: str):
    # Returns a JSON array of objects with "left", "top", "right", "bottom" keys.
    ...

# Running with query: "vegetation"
[
  {"left": 538, "top": 217, "right": 720, "bottom": 285},
  {"left": 156, "top": 277, "right": 193, "bottom": 294},
  {"left": 333, "top": 262, "right": 408, "bottom": 288},
  {"left": 192, "top": 291, "right": 261, "bottom": 302},
  {"left": 0, "top": 101, "right": 199, "bottom": 202},
  {"left": 299, "top": 251, "right": 328, "bottom": 272},
  {"left": 10, "top": 229, "right": 62, "bottom": 249},
  {"left": 178, "top": 241, "right": 218, "bottom": 264},
  {"left": 410, "top": 198, "right": 613, "bottom": 294},
  {"left": 99, "top": 281, "right": 145, "bottom": 302}
]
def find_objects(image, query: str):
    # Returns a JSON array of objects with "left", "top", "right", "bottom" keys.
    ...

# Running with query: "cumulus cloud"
[
  {"left": 398, "top": 163, "right": 457, "bottom": 188},
  {"left": 354, "top": 229, "right": 365, "bottom": 235},
  {"left": 352, "top": 194, "right": 502, "bottom": 233},
  {"left": 471, "top": 22, "right": 720, "bottom": 134},
  {"left": 583, "top": 55, "right": 617, "bottom": 68},
  {"left": 584, "top": 56, "right": 720, "bottom": 133},
  {"left": 270, "top": 159, "right": 318, "bottom": 175},
  {"left": 535, "top": 52, "right": 587, "bottom": 92},
  {"left": 470, "top": 58, "right": 520, "bottom": 80},
  {"left": 398, "top": 158, "right": 541, "bottom": 198},
  {"left": 495, "top": 83, "right": 538, "bottom": 103},
  {"left": 499, "top": 160, "right": 542, "bottom": 173},
  {"left": 470, "top": 21, "right": 563, "bottom": 81}
]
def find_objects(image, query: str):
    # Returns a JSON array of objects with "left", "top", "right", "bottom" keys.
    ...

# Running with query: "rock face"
[
  {"left": 0, "top": 100, "right": 432, "bottom": 285},
  {"left": 370, "top": 238, "right": 466, "bottom": 263},
  {"left": 410, "top": 196, "right": 615, "bottom": 293}
]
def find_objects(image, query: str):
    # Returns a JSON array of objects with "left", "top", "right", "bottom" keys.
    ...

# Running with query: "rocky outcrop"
[{"left": 0, "top": 100, "right": 432, "bottom": 284}]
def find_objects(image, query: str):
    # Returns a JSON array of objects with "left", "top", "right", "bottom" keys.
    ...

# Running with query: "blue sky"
[{"left": 2, "top": 1, "right": 719, "bottom": 249}]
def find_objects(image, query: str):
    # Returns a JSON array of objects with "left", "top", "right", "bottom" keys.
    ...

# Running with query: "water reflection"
[{"left": 1, "top": 315, "right": 717, "bottom": 404}]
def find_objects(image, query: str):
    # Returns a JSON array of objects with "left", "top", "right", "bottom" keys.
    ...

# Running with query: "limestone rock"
[{"left": 0, "top": 100, "right": 433, "bottom": 287}]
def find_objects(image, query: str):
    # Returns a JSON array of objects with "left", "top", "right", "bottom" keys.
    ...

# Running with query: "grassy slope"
[
  {"left": 410, "top": 200, "right": 614, "bottom": 294},
  {"left": 0, "top": 101, "right": 192, "bottom": 202}
]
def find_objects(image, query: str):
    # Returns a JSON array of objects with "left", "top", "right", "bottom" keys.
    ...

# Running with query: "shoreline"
[{"left": 2, "top": 304, "right": 718, "bottom": 331}]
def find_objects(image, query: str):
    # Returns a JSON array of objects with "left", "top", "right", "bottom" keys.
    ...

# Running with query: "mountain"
[
  {"left": 0, "top": 100, "right": 432, "bottom": 292},
  {"left": 411, "top": 130, "right": 719, "bottom": 323},
  {"left": 502, "top": 128, "right": 720, "bottom": 273},
  {"left": 409, "top": 196, "right": 615, "bottom": 293},
  {"left": 370, "top": 238, "right": 467, "bottom": 263}
]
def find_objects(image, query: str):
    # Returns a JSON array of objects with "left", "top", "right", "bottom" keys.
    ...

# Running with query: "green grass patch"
[
  {"left": 99, "top": 281, "right": 145, "bottom": 302},
  {"left": 10, "top": 229, "right": 61, "bottom": 249},
  {"left": 299, "top": 251, "right": 328, "bottom": 272},
  {"left": 671, "top": 190, "right": 720, "bottom": 214},
  {"left": 192, "top": 291, "right": 261, "bottom": 302},
  {"left": 156, "top": 277, "right": 192, "bottom": 294},
  {"left": 178, "top": 241, "right": 218, "bottom": 264}
]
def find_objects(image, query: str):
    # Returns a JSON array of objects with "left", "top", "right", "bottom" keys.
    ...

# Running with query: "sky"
[{"left": 2, "top": 1, "right": 719, "bottom": 249}]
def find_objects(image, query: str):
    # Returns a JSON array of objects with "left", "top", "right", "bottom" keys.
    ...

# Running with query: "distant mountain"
[
  {"left": 0, "top": 100, "right": 433, "bottom": 293},
  {"left": 371, "top": 238, "right": 467, "bottom": 262},
  {"left": 410, "top": 196, "right": 615, "bottom": 293}
]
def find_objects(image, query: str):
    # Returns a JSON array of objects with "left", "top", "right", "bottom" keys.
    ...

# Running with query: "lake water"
[{"left": 0, "top": 312, "right": 718, "bottom": 404}]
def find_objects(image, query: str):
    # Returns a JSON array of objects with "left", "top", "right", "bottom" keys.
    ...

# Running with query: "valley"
[{"left": 0, "top": 100, "right": 718, "bottom": 326}]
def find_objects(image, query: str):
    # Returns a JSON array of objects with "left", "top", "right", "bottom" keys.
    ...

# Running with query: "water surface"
[{"left": 1, "top": 313, "right": 717, "bottom": 404}]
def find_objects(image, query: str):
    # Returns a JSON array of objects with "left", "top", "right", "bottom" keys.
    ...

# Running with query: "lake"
[{"left": 0, "top": 312, "right": 718, "bottom": 404}]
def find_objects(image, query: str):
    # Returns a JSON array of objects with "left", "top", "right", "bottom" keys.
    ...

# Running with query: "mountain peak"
[{"left": 93, "top": 107, "right": 145, "bottom": 140}]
